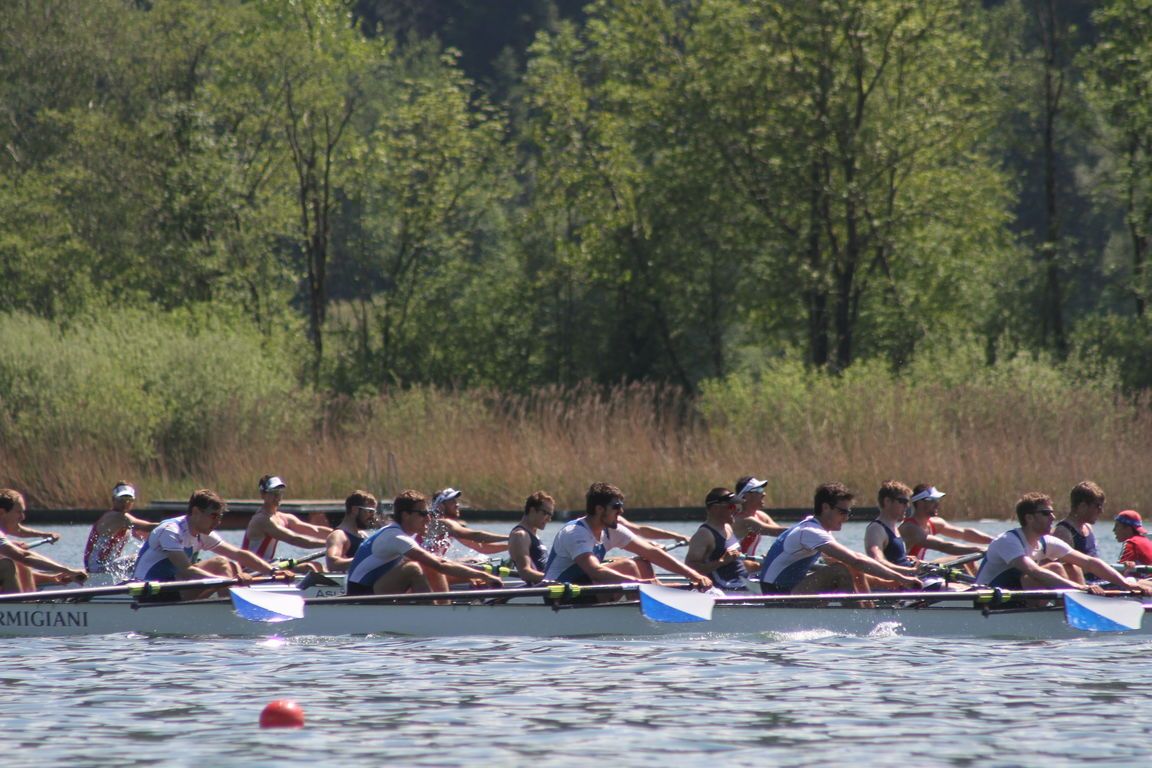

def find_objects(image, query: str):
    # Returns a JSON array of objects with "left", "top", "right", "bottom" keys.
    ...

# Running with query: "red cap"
[{"left": 1115, "top": 510, "right": 1146, "bottom": 535}]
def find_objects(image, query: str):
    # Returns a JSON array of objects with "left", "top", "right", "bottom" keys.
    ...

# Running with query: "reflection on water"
[
  {"left": 4, "top": 632, "right": 1152, "bottom": 767},
  {"left": 5, "top": 523, "right": 1150, "bottom": 766}
]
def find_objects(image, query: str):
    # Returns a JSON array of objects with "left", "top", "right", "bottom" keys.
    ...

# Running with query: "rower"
[
  {"left": 898, "top": 484, "right": 990, "bottom": 563},
  {"left": 345, "top": 490, "right": 502, "bottom": 596},
  {"left": 0, "top": 489, "right": 87, "bottom": 592},
  {"left": 1114, "top": 510, "right": 1152, "bottom": 572},
  {"left": 132, "top": 489, "right": 288, "bottom": 599},
  {"left": 542, "top": 482, "right": 712, "bottom": 601},
  {"left": 1051, "top": 481, "right": 1105, "bottom": 581},
  {"left": 324, "top": 490, "right": 379, "bottom": 572},
  {"left": 685, "top": 487, "right": 750, "bottom": 592},
  {"left": 241, "top": 474, "right": 332, "bottom": 572},
  {"left": 420, "top": 487, "right": 510, "bottom": 592},
  {"left": 862, "top": 480, "right": 922, "bottom": 588},
  {"left": 507, "top": 491, "right": 554, "bottom": 584},
  {"left": 758, "top": 482, "right": 923, "bottom": 594},
  {"left": 82, "top": 481, "right": 158, "bottom": 577},
  {"left": 974, "top": 492, "right": 1151, "bottom": 595},
  {"left": 732, "top": 476, "right": 786, "bottom": 559}
]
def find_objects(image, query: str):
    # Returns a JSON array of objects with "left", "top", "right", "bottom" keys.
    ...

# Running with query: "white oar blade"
[
  {"left": 639, "top": 584, "right": 715, "bottom": 623},
  {"left": 1064, "top": 592, "right": 1143, "bottom": 632},
  {"left": 230, "top": 587, "right": 305, "bottom": 623}
]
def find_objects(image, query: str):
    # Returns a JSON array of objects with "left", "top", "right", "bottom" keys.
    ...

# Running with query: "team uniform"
[
  {"left": 543, "top": 519, "right": 636, "bottom": 584},
  {"left": 868, "top": 519, "right": 913, "bottom": 567},
  {"left": 697, "top": 523, "right": 749, "bottom": 591},
  {"left": 974, "top": 528, "right": 1073, "bottom": 589},
  {"left": 132, "top": 516, "right": 226, "bottom": 581},
  {"left": 346, "top": 523, "right": 422, "bottom": 595},
  {"left": 511, "top": 524, "right": 548, "bottom": 575},
  {"left": 241, "top": 523, "right": 279, "bottom": 561},
  {"left": 905, "top": 518, "right": 937, "bottom": 561},
  {"left": 1055, "top": 520, "right": 1098, "bottom": 556},
  {"left": 758, "top": 517, "right": 835, "bottom": 594},
  {"left": 1120, "top": 535, "right": 1152, "bottom": 566}
]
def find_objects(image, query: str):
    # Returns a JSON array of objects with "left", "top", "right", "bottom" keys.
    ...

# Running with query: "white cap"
[
  {"left": 433, "top": 488, "right": 462, "bottom": 508},
  {"left": 910, "top": 486, "right": 946, "bottom": 503},
  {"left": 735, "top": 477, "right": 768, "bottom": 499},
  {"left": 259, "top": 475, "right": 287, "bottom": 493},
  {"left": 112, "top": 483, "right": 136, "bottom": 500}
]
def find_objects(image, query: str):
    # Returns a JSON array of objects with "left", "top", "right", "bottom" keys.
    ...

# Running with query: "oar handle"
[
  {"left": 27, "top": 536, "right": 56, "bottom": 550},
  {"left": 271, "top": 550, "right": 326, "bottom": 569}
]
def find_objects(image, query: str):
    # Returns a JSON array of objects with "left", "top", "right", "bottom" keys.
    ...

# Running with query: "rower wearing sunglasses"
[
  {"left": 685, "top": 487, "right": 750, "bottom": 592},
  {"left": 345, "top": 490, "right": 502, "bottom": 596},
  {"left": 541, "top": 482, "right": 712, "bottom": 602},
  {"left": 132, "top": 489, "right": 287, "bottom": 599},
  {"left": 975, "top": 492, "right": 1150, "bottom": 596},
  {"left": 324, "top": 490, "right": 380, "bottom": 572},
  {"left": 759, "top": 482, "right": 924, "bottom": 595}
]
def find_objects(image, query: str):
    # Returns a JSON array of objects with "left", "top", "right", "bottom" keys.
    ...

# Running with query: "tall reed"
[{"left": 3, "top": 312, "right": 1151, "bottom": 517}]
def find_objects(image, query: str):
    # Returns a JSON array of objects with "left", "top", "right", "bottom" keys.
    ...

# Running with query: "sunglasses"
[{"left": 609, "top": 501, "right": 625, "bottom": 509}]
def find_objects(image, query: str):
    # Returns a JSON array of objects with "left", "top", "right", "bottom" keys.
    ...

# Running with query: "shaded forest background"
[{"left": 3, "top": 0, "right": 1152, "bottom": 509}]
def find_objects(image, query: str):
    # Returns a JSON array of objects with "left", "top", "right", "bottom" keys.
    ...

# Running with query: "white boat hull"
[{"left": 1, "top": 597, "right": 1148, "bottom": 640}]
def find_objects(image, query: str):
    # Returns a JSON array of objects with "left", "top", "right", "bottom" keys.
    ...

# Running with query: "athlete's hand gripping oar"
[{"left": 26, "top": 536, "right": 56, "bottom": 550}]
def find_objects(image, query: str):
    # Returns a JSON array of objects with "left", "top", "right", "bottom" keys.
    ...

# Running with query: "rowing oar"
[
  {"left": 226, "top": 581, "right": 650, "bottom": 623},
  {"left": 26, "top": 536, "right": 56, "bottom": 550},
  {"left": 0, "top": 574, "right": 294, "bottom": 604},
  {"left": 636, "top": 585, "right": 1146, "bottom": 632},
  {"left": 271, "top": 550, "right": 327, "bottom": 570},
  {"left": 934, "top": 552, "right": 985, "bottom": 569}
]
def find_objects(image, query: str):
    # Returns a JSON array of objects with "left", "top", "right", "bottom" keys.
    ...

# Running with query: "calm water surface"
[{"left": 2, "top": 520, "right": 1147, "bottom": 767}]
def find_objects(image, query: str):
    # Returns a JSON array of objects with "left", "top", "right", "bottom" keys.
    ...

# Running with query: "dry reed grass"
[{"left": 5, "top": 380, "right": 1152, "bottom": 519}]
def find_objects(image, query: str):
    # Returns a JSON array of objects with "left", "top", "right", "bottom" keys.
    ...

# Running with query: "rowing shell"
[{"left": 1, "top": 596, "right": 1148, "bottom": 639}]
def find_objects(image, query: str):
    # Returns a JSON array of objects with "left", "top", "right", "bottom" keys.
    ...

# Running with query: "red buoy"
[{"left": 260, "top": 699, "right": 305, "bottom": 728}]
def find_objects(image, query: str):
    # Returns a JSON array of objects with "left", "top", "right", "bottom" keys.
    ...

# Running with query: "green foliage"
[
  {"left": 0, "top": 310, "right": 306, "bottom": 473},
  {"left": 697, "top": 341, "right": 1130, "bottom": 450}
]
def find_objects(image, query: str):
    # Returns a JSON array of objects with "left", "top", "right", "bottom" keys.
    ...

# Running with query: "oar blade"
[
  {"left": 1064, "top": 592, "right": 1144, "bottom": 632},
  {"left": 639, "top": 584, "right": 714, "bottom": 623},
  {"left": 230, "top": 587, "right": 305, "bottom": 623}
]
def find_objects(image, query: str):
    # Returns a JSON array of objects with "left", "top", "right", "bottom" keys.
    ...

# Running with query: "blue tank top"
[
  {"left": 869, "top": 519, "right": 912, "bottom": 567},
  {"left": 512, "top": 523, "right": 547, "bottom": 572},
  {"left": 343, "top": 530, "right": 366, "bottom": 558},
  {"left": 699, "top": 523, "right": 748, "bottom": 591},
  {"left": 1056, "top": 520, "right": 1098, "bottom": 556}
]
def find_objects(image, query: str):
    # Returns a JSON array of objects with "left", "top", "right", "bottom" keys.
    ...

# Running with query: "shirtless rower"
[
  {"left": 82, "top": 481, "right": 158, "bottom": 576},
  {"left": 345, "top": 490, "right": 502, "bottom": 596},
  {"left": 1051, "top": 481, "right": 1105, "bottom": 573},
  {"left": 507, "top": 491, "right": 554, "bottom": 584},
  {"left": 241, "top": 474, "right": 331, "bottom": 571},
  {"left": 974, "top": 492, "right": 1149, "bottom": 595},
  {"left": 324, "top": 490, "right": 379, "bottom": 572},
  {"left": 0, "top": 489, "right": 87, "bottom": 593},
  {"left": 759, "top": 482, "right": 922, "bottom": 595},
  {"left": 732, "top": 476, "right": 786, "bottom": 559},
  {"left": 132, "top": 489, "right": 287, "bottom": 599},
  {"left": 542, "top": 482, "right": 712, "bottom": 601},
  {"left": 685, "top": 488, "right": 750, "bottom": 592},
  {"left": 898, "top": 484, "right": 990, "bottom": 562}
]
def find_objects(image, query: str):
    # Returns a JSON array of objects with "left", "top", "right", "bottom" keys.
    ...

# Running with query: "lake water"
[{"left": 3, "top": 519, "right": 1149, "bottom": 767}]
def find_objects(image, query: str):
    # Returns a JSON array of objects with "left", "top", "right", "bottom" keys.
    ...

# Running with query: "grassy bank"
[{"left": 2, "top": 313, "right": 1150, "bottom": 517}]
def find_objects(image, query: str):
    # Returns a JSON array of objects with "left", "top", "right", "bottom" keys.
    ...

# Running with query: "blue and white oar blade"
[
  {"left": 639, "top": 584, "right": 714, "bottom": 623},
  {"left": 1064, "top": 591, "right": 1143, "bottom": 632},
  {"left": 230, "top": 587, "right": 305, "bottom": 623}
]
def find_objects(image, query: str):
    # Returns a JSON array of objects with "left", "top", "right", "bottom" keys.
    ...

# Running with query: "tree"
[{"left": 1080, "top": 0, "right": 1152, "bottom": 318}]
